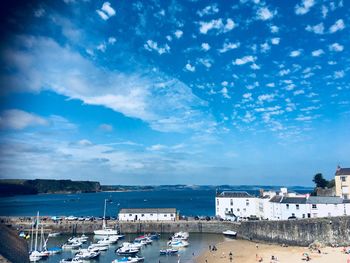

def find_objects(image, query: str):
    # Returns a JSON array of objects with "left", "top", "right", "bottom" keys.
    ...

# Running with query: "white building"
[
  {"left": 118, "top": 208, "right": 177, "bottom": 221},
  {"left": 216, "top": 191, "right": 257, "bottom": 220},
  {"left": 216, "top": 188, "right": 350, "bottom": 221}
]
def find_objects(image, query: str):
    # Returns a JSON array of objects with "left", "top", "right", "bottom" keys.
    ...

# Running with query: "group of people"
[{"left": 208, "top": 245, "right": 218, "bottom": 251}]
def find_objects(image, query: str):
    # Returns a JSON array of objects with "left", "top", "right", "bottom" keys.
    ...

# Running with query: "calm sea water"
[
  {"left": 0, "top": 187, "right": 312, "bottom": 217},
  {"left": 29, "top": 233, "right": 225, "bottom": 263}
]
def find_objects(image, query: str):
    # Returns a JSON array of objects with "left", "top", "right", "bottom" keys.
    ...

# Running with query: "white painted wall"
[
  {"left": 119, "top": 212, "right": 175, "bottom": 221},
  {"left": 216, "top": 197, "right": 257, "bottom": 220}
]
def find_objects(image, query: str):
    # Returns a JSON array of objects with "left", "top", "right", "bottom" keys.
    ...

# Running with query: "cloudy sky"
[{"left": 0, "top": 0, "right": 349, "bottom": 185}]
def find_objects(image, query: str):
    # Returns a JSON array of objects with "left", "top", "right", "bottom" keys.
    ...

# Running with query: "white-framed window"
[
  {"left": 230, "top": 199, "right": 233, "bottom": 206},
  {"left": 341, "top": 176, "right": 346, "bottom": 182},
  {"left": 129, "top": 214, "right": 132, "bottom": 216},
  {"left": 296, "top": 204, "right": 299, "bottom": 210},
  {"left": 164, "top": 214, "right": 167, "bottom": 217},
  {"left": 312, "top": 204, "right": 317, "bottom": 209},
  {"left": 286, "top": 204, "right": 289, "bottom": 209},
  {"left": 141, "top": 214, "right": 144, "bottom": 217}
]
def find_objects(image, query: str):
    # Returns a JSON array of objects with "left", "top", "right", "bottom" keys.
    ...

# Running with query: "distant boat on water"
[
  {"left": 222, "top": 230, "right": 237, "bottom": 238},
  {"left": 94, "top": 199, "right": 119, "bottom": 235}
]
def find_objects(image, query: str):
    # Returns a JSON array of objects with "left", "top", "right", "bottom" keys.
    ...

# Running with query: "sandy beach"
[{"left": 196, "top": 239, "right": 350, "bottom": 263}]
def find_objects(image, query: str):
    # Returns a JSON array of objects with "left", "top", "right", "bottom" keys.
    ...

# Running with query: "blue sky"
[{"left": 0, "top": 0, "right": 349, "bottom": 185}]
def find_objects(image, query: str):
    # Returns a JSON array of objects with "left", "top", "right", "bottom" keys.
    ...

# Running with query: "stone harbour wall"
[{"left": 2, "top": 216, "right": 350, "bottom": 246}]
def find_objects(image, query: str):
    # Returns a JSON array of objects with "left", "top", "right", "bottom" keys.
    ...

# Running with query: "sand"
[{"left": 195, "top": 239, "right": 350, "bottom": 263}]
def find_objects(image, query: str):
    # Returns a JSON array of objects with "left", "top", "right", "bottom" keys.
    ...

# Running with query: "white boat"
[
  {"left": 173, "top": 231, "right": 189, "bottom": 240},
  {"left": 29, "top": 212, "right": 43, "bottom": 262},
  {"left": 223, "top": 230, "right": 237, "bottom": 238},
  {"left": 116, "top": 247, "right": 139, "bottom": 256},
  {"left": 88, "top": 244, "right": 109, "bottom": 251},
  {"left": 94, "top": 199, "right": 119, "bottom": 235},
  {"left": 160, "top": 248, "right": 178, "bottom": 255},
  {"left": 75, "top": 249, "right": 100, "bottom": 260},
  {"left": 167, "top": 240, "right": 189, "bottom": 248},
  {"left": 112, "top": 258, "right": 138, "bottom": 263},
  {"left": 60, "top": 258, "right": 83, "bottom": 263},
  {"left": 62, "top": 241, "right": 82, "bottom": 249},
  {"left": 48, "top": 232, "right": 61, "bottom": 237},
  {"left": 123, "top": 242, "right": 142, "bottom": 250}
]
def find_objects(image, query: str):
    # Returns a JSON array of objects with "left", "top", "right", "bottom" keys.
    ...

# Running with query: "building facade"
[
  {"left": 118, "top": 208, "right": 177, "bottom": 221},
  {"left": 216, "top": 188, "right": 350, "bottom": 221},
  {"left": 335, "top": 167, "right": 350, "bottom": 199}
]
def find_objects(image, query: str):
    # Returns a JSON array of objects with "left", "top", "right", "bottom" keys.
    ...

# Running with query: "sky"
[{"left": 0, "top": 0, "right": 349, "bottom": 186}]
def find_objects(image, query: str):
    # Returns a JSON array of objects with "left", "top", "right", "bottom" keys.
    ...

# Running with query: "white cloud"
[
  {"left": 96, "top": 2, "right": 116, "bottom": 20},
  {"left": 334, "top": 70, "right": 345, "bottom": 79},
  {"left": 0, "top": 109, "right": 48, "bottom": 130},
  {"left": 305, "top": 23, "right": 324, "bottom": 34},
  {"left": 108, "top": 37, "right": 116, "bottom": 44},
  {"left": 289, "top": 50, "right": 302, "bottom": 57},
  {"left": 260, "top": 42, "right": 270, "bottom": 53},
  {"left": 311, "top": 49, "right": 324, "bottom": 57},
  {"left": 233, "top": 55, "right": 256, "bottom": 65},
  {"left": 220, "top": 87, "right": 230, "bottom": 99},
  {"left": 0, "top": 36, "right": 214, "bottom": 133},
  {"left": 295, "top": 0, "right": 315, "bottom": 15},
  {"left": 266, "top": 83, "right": 275, "bottom": 88},
  {"left": 199, "top": 18, "right": 235, "bottom": 34},
  {"left": 258, "top": 94, "right": 275, "bottom": 102},
  {"left": 185, "top": 63, "right": 196, "bottom": 72},
  {"left": 218, "top": 42, "right": 240, "bottom": 53},
  {"left": 329, "top": 19, "right": 345, "bottom": 33},
  {"left": 99, "top": 123, "right": 113, "bottom": 132},
  {"left": 256, "top": 7, "right": 276, "bottom": 21},
  {"left": 293, "top": 90, "right": 305, "bottom": 96},
  {"left": 270, "top": 25, "right": 279, "bottom": 33},
  {"left": 321, "top": 5, "right": 328, "bottom": 18},
  {"left": 243, "top": 93, "right": 252, "bottom": 99},
  {"left": 144, "top": 40, "right": 170, "bottom": 55},
  {"left": 34, "top": 8, "right": 45, "bottom": 18},
  {"left": 78, "top": 139, "right": 93, "bottom": 146},
  {"left": 242, "top": 111, "right": 255, "bottom": 123},
  {"left": 329, "top": 43, "right": 344, "bottom": 52},
  {"left": 197, "top": 4, "right": 219, "bottom": 17},
  {"left": 97, "top": 43, "right": 106, "bottom": 52},
  {"left": 174, "top": 30, "right": 183, "bottom": 39},
  {"left": 271, "top": 38, "right": 280, "bottom": 45},
  {"left": 201, "top": 43, "right": 210, "bottom": 51},
  {"left": 197, "top": 58, "right": 212, "bottom": 68},
  {"left": 101, "top": 2, "right": 116, "bottom": 17}
]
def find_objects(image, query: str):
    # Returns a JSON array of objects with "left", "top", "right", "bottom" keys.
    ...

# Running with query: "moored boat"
[
  {"left": 222, "top": 230, "right": 237, "bottom": 238},
  {"left": 159, "top": 248, "right": 178, "bottom": 255}
]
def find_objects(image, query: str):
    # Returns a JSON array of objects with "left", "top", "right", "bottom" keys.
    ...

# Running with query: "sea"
[{"left": 0, "top": 186, "right": 313, "bottom": 217}]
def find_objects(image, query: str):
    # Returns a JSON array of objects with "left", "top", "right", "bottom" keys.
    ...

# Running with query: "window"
[
  {"left": 237, "top": 208, "right": 240, "bottom": 212},
  {"left": 129, "top": 214, "right": 132, "bottom": 216},
  {"left": 230, "top": 199, "right": 233, "bottom": 206},
  {"left": 341, "top": 176, "right": 346, "bottom": 182},
  {"left": 286, "top": 204, "right": 289, "bottom": 209},
  {"left": 246, "top": 199, "right": 250, "bottom": 206},
  {"left": 296, "top": 204, "right": 299, "bottom": 210},
  {"left": 164, "top": 214, "right": 167, "bottom": 217},
  {"left": 302, "top": 214, "right": 305, "bottom": 218},
  {"left": 312, "top": 204, "right": 317, "bottom": 209},
  {"left": 141, "top": 214, "right": 144, "bottom": 217},
  {"left": 150, "top": 214, "right": 153, "bottom": 216},
  {"left": 243, "top": 208, "right": 246, "bottom": 212},
  {"left": 170, "top": 214, "right": 173, "bottom": 217},
  {"left": 217, "top": 199, "right": 219, "bottom": 206}
]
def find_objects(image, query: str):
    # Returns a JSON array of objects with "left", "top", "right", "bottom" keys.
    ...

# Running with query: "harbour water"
[
  {"left": 31, "top": 233, "right": 225, "bottom": 263},
  {"left": 0, "top": 187, "right": 312, "bottom": 217}
]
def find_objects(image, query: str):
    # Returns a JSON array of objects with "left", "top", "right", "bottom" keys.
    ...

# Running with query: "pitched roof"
[
  {"left": 269, "top": 196, "right": 283, "bottom": 203},
  {"left": 216, "top": 191, "right": 253, "bottom": 198},
  {"left": 306, "top": 196, "right": 343, "bottom": 204},
  {"left": 335, "top": 168, "right": 350, "bottom": 176},
  {"left": 119, "top": 208, "right": 176, "bottom": 214},
  {"left": 280, "top": 197, "right": 306, "bottom": 204}
]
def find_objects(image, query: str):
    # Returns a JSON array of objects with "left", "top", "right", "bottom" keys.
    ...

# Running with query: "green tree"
[{"left": 312, "top": 173, "right": 328, "bottom": 188}]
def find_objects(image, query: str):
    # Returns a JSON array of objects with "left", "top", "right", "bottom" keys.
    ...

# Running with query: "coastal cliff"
[{"left": 0, "top": 179, "right": 101, "bottom": 196}]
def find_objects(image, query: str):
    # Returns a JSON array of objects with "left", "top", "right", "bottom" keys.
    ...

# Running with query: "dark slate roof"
[
  {"left": 306, "top": 196, "right": 343, "bottom": 204},
  {"left": 335, "top": 168, "right": 350, "bottom": 176},
  {"left": 269, "top": 196, "right": 306, "bottom": 204},
  {"left": 280, "top": 197, "right": 306, "bottom": 204},
  {"left": 343, "top": 199, "right": 350, "bottom": 203},
  {"left": 119, "top": 208, "right": 176, "bottom": 214},
  {"left": 216, "top": 191, "right": 253, "bottom": 198},
  {"left": 269, "top": 196, "right": 283, "bottom": 203}
]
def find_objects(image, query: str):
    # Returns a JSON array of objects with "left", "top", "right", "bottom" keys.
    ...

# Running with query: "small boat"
[
  {"left": 147, "top": 233, "right": 160, "bottom": 240},
  {"left": 60, "top": 258, "right": 83, "bottom": 263},
  {"left": 94, "top": 199, "right": 119, "bottom": 235},
  {"left": 88, "top": 244, "right": 109, "bottom": 251},
  {"left": 75, "top": 249, "right": 100, "bottom": 260},
  {"left": 29, "top": 251, "right": 42, "bottom": 262},
  {"left": 167, "top": 240, "right": 189, "bottom": 248},
  {"left": 47, "top": 247, "right": 62, "bottom": 254},
  {"left": 62, "top": 241, "right": 82, "bottom": 249},
  {"left": 116, "top": 247, "right": 139, "bottom": 256},
  {"left": 129, "top": 255, "right": 144, "bottom": 262},
  {"left": 222, "top": 230, "right": 237, "bottom": 238},
  {"left": 112, "top": 257, "right": 138, "bottom": 263},
  {"left": 48, "top": 232, "right": 61, "bottom": 237},
  {"left": 172, "top": 231, "right": 189, "bottom": 240},
  {"left": 160, "top": 248, "right": 178, "bottom": 255}
]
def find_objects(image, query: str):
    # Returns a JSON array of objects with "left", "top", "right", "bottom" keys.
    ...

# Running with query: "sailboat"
[
  {"left": 94, "top": 199, "right": 119, "bottom": 235},
  {"left": 29, "top": 212, "right": 43, "bottom": 262}
]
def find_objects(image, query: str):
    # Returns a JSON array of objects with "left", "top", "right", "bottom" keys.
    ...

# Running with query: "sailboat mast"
[
  {"left": 39, "top": 225, "right": 44, "bottom": 251},
  {"left": 34, "top": 211, "right": 39, "bottom": 251},
  {"left": 30, "top": 218, "right": 34, "bottom": 252},
  {"left": 103, "top": 199, "right": 107, "bottom": 229}
]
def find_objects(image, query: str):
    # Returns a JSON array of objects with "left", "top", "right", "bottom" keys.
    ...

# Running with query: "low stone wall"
[
  {"left": 2, "top": 216, "right": 350, "bottom": 247},
  {"left": 238, "top": 216, "right": 350, "bottom": 246}
]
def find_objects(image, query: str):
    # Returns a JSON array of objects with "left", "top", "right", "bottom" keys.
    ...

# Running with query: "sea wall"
[
  {"left": 2, "top": 216, "right": 350, "bottom": 246},
  {"left": 238, "top": 216, "right": 350, "bottom": 246}
]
